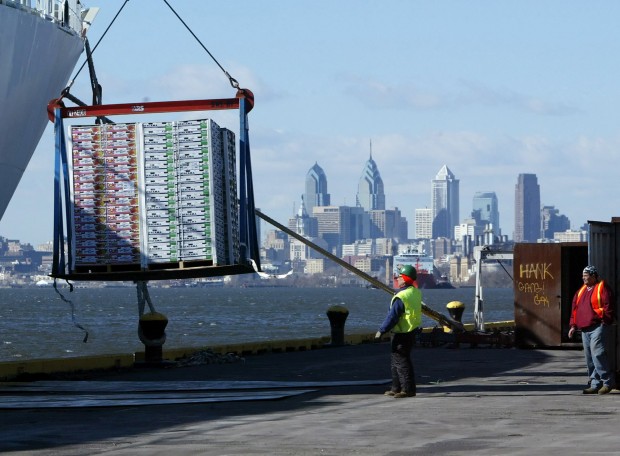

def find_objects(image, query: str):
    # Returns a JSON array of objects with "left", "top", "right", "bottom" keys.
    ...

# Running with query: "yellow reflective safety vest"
[{"left": 391, "top": 286, "right": 422, "bottom": 333}]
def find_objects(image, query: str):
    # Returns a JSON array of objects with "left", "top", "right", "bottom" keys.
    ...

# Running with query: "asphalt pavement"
[{"left": 0, "top": 342, "right": 618, "bottom": 455}]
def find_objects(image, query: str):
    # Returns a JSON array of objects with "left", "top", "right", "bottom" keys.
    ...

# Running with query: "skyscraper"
[
  {"left": 541, "top": 205, "right": 570, "bottom": 240},
  {"left": 472, "top": 191, "right": 500, "bottom": 235},
  {"left": 514, "top": 173, "right": 541, "bottom": 242},
  {"left": 368, "top": 208, "right": 408, "bottom": 241},
  {"left": 431, "top": 165, "right": 459, "bottom": 239},
  {"left": 414, "top": 208, "right": 432, "bottom": 239},
  {"left": 356, "top": 151, "right": 385, "bottom": 211},
  {"left": 313, "top": 205, "right": 353, "bottom": 256},
  {"left": 304, "top": 162, "right": 330, "bottom": 216}
]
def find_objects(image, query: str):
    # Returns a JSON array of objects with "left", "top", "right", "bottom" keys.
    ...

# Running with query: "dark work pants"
[{"left": 390, "top": 332, "right": 416, "bottom": 394}]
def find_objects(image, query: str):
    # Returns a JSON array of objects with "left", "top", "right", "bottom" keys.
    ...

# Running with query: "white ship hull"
[{"left": 0, "top": 1, "right": 87, "bottom": 220}]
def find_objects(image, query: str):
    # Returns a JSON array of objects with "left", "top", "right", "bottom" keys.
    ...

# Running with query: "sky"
[{"left": 2, "top": 0, "right": 620, "bottom": 246}]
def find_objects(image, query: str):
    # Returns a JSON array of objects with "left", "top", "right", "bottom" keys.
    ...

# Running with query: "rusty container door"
[{"left": 514, "top": 243, "right": 587, "bottom": 347}]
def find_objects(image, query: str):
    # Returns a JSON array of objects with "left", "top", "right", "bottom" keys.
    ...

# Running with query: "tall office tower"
[
  {"left": 415, "top": 208, "right": 433, "bottom": 239},
  {"left": 541, "top": 205, "right": 570, "bottom": 240},
  {"left": 514, "top": 173, "right": 541, "bottom": 242},
  {"left": 304, "top": 162, "right": 330, "bottom": 215},
  {"left": 369, "top": 208, "right": 408, "bottom": 241},
  {"left": 356, "top": 151, "right": 385, "bottom": 211},
  {"left": 472, "top": 191, "right": 500, "bottom": 235},
  {"left": 431, "top": 165, "right": 459, "bottom": 239},
  {"left": 349, "top": 206, "right": 371, "bottom": 241},
  {"left": 313, "top": 205, "right": 353, "bottom": 256}
]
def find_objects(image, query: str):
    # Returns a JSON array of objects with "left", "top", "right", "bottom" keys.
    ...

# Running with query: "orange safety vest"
[{"left": 572, "top": 280, "right": 606, "bottom": 321}]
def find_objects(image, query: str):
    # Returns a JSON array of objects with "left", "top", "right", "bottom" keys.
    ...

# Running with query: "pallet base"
[{"left": 52, "top": 263, "right": 254, "bottom": 282}]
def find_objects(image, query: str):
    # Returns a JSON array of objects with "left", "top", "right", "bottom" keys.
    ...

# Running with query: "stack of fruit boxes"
[{"left": 68, "top": 118, "right": 240, "bottom": 272}]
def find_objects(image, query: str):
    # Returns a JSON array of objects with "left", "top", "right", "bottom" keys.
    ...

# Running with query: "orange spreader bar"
[{"left": 59, "top": 98, "right": 241, "bottom": 119}]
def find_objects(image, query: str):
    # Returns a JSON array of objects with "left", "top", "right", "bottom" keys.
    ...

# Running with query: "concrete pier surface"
[{"left": 0, "top": 342, "right": 618, "bottom": 455}]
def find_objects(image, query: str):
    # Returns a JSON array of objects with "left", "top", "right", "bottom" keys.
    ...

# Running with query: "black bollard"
[
  {"left": 326, "top": 305, "right": 349, "bottom": 346},
  {"left": 138, "top": 311, "right": 168, "bottom": 365},
  {"left": 447, "top": 301, "right": 465, "bottom": 323},
  {"left": 445, "top": 301, "right": 465, "bottom": 348}
]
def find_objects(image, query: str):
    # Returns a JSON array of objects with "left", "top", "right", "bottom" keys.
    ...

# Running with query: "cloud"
[
  {"left": 340, "top": 75, "right": 580, "bottom": 116},
  {"left": 248, "top": 126, "right": 620, "bottom": 240},
  {"left": 458, "top": 80, "right": 581, "bottom": 116},
  {"left": 152, "top": 63, "right": 281, "bottom": 103}
]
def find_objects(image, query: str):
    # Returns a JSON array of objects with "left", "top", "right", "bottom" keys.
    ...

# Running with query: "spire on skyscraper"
[{"left": 356, "top": 146, "right": 385, "bottom": 211}]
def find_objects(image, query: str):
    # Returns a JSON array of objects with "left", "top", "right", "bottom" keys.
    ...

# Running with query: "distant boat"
[
  {"left": 392, "top": 245, "right": 445, "bottom": 289},
  {"left": 35, "top": 280, "right": 52, "bottom": 287},
  {"left": 0, "top": 1, "right": 98, "bottom": 220}
]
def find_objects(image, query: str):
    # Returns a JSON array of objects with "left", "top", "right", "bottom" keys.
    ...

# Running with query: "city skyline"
[
  {"left": 1, "top": 1, "right": 619, "bottom": 245},
  {"left": 0, "top": 159, "right": 577, "bottom": 247},
  {"left": 291, "top": 158, "right": 573, "bottom": 244}
]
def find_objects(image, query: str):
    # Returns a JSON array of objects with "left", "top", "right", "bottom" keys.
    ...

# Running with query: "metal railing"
[{"left": 2, "top": 0, "right": 83, "bottom": 34}]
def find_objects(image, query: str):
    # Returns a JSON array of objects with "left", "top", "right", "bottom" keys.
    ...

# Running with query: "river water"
[{"left": 0, "top": 286, "right": 514, "bottom": 362}]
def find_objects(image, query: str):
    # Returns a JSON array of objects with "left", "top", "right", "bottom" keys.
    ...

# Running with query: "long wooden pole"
[{"left": 255, "top": 209, "right": 463, "bottom": 332}]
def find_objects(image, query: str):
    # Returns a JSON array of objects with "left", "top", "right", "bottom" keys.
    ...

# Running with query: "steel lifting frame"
[{"left": 50, "top": 91, "right": 260, "bottom": 281}]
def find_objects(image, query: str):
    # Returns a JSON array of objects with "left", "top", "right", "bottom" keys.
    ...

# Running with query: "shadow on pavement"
[{"left": 0, "top": 343, "right": 585, "bottom": 453}]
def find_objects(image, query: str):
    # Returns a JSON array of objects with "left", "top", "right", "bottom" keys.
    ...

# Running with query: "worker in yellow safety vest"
[{"left": 375, "top": 264, "right": 422, "bottom": 398}]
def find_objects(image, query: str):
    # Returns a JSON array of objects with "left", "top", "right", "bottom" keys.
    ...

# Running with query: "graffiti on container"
[
  {"left": 517, "top": 263, "right": 554, "bottom": 307},
  {"left": 519, "top": 263, "right": 554, "bottom": 280}
]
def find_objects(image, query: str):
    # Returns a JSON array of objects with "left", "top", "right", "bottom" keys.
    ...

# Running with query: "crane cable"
[
  {"left": 63, "top": 0, "right": 131, "bottom": 94},
  {"left": 161, "top": 0, "right": 241, "bottom": 89},
  {"left": 64, "top": 0, "right": 241, "bottom": 94}
]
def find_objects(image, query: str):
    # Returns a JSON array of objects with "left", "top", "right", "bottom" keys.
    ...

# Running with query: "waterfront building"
[
  {"left": 304, "top": 162, "right": 330, "bottom": 215},
  {"left": 289, "top": 235, "right": 328, "bottom": 262},
  {"left": 375, "top": 237, "right": 397, "bottom": 256},
  {"left": 472, "top": 191, "right": 500, "bottom": 237},
  {"left": 304, "top": 258, "right": 325, "bottom": 274},
  {"left": 431, "top": 165, "right": 459, "bottom": 240},
  {"left": 262, "top": 230, "right": 290, "bottom": 262},
  {"left": 541, "top": 205, "right": 570, "bottom": 240},
  {"left": 454, "top": 218, "right": 481, "bottom": 257},
  {"left": 289, "top": 238, "right": 308, "bottom": 262},
  {"left": 356, "top": 151, "right": 385, "bottom": 211},
  {"left": 369, "top": 208, "right": 408, "bottom": 241},
  {"left": 313, "top": 205, "right": 353, "bottom": 256},
  {"left": 514, "top": 173, "right": 541, "bottom": 242},
  {"left": 449, "top": 255, "right": 473, "bottom": 284},
  {"left": 554, "top": 229, "right": 587, "bottom": 243},
  {"left": 288, "top": 195, "right": 318, "bottom": 238},
  {"left": 415, "top": 208, "right": 433, "bottom": 239},
  {"left": 36, "top": 241, "right": 54, "bottom": 252},
  {"left": 341, "top": 237, "right": 396, "bottom": 257},
  {"left": 342, "top": 239, "right": 377, "bottom": 256},
  {"left": 431, "top": 237, "right": 452, "bottom": 263}
]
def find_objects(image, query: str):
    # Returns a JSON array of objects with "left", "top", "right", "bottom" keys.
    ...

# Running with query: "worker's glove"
[{"left": 375, "top": 331, "right": 382, "bottom": 339}]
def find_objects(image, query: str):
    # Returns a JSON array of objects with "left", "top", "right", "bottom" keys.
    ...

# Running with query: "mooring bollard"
[
  {"left": 447, "top": 301, "right": 465, "bottom": 323},
  {"left": 445, "top": 301, "right": 465, "bottom": 347},
  {"left": 138, "top": 311, "right": 168, "bottom": 364},
  {"left": 326, "top": 305, "right": 349, "bottom": 346}
]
